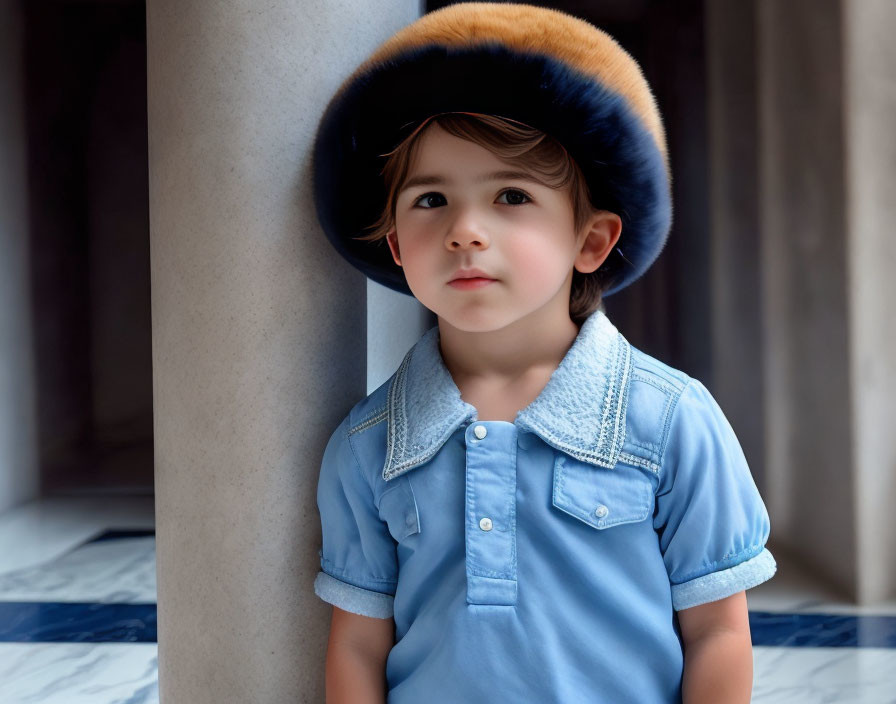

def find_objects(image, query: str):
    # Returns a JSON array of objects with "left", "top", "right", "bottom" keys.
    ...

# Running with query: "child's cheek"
[
  {"left": 399, "top": 239, "right": 436, "bottom": 276},
  {"left": 398, "top": 243, "right": 442, "bottom": 301},
  {"left": 505, "top": 244, "right": 568, "bottom": 293}
]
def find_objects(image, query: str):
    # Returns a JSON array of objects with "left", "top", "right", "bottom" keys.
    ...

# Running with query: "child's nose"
[{"left": 444, "top": 214, "right": 490, "bottom": 251}]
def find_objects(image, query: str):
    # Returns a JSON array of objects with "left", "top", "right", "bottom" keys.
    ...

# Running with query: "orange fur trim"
[{"left": 352, "top": 2, "right": 667, "bottom": 164}]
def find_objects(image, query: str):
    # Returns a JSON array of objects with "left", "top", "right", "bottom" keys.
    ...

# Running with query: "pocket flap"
[{"left": 552, "top": 454, "right": 654, "bottom": 529}]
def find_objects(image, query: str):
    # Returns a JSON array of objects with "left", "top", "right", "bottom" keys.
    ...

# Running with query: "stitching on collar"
[
  {"left": 382, "top": 310, "right": 633, "bottom": 481},
  {"left": 383, "top": 348, "right": 413, "bottom": 480},
  {"left": 349, "top": 407, "right": 387, "bottom": 435}
]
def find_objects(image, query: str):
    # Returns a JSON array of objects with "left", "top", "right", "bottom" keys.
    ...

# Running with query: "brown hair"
[{"left": 356, "top": 112, "right": 615, "bottom": 325}]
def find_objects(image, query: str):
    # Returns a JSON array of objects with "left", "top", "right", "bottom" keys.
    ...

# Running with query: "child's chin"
[{"left": 437, "top": 310, "right": 516, "bottom": 334}]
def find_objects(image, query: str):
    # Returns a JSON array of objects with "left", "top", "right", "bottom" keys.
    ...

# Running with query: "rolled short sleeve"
[
  {"left": 313, "top": 416, "right": 398, "bottom": 619},
  {"left": 654, "top": 378, "right": 777, "bottom": 611}
]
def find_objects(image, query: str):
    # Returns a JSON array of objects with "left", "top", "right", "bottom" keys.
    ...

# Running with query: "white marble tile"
[
  {"left": 0, "top": 497, "right": 155, "bottom": 575},
  {"left": 748, "top": 542, "right": 896, "bottom": 616},
  {"left": 753, "top": 646, "right": 896, "bottom": 703},
  {"left": 0, "top": 537, "right": 156, "bottom": 603},
  {"left": 0, "top": 642, "right": 158, "bottom": 704}
]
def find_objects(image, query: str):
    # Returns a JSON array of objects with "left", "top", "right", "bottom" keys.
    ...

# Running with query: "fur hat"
[{"left": 312, "top": 2, "right": 672, "bottom": 297}]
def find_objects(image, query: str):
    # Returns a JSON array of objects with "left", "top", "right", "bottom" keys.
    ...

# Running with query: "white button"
[
  {"left": 473, "top": 425, "right": 487, "bottom": 440},
  {"left": 479, "top": 517, "right": 493, "bottom": 531},
  {"left": 594, "top": 505, "right": 609, "bottom": 519}
]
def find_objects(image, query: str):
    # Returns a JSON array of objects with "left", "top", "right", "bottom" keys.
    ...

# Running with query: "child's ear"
[
  {"left": 386, "top": 230, "right": 402, "bottom": 267},
  {"left": 574, "top": 211, "right": 622, "bottom": 274}
]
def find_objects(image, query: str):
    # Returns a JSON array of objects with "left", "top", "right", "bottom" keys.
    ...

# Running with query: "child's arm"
[
  {"left": 678, "top": 590, "right": 753, "bottom": 704},
  {"left": 325, "top": 606, "right": 394, "bottom": 703}
]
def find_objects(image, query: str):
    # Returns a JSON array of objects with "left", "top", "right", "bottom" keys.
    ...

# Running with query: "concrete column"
[
  {"left": 0, "top": 0, "right": 39, "bottom": 514},
  {"left": 758, "top": 0, "right": 896, "bottom": 604},
  {"left": 147, "top": 2, "right": 419, "bottom": 701},
  {"left": 705, "top": 0, "right": 765, "bottom": 492},
  {"left": 844, "top": 0, "right": 896, "bottom": 605}
]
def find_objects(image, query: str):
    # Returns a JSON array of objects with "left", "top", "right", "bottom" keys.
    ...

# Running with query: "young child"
[{"left": 310, "top": 4, "right": 776, "bottom": 703}]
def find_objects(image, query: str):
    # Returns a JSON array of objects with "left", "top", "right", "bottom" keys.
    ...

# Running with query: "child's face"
[{"left": 386, "top": 123, "right": 619, "bottom": 333}]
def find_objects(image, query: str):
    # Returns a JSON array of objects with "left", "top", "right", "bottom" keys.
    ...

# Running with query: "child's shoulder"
[
  {"left": 342, "top": 373, "right": 392, "bottom": 436},
  {"left": 322, "top": 372, "right": 395, "bottom": 486},
  {"left": 627, "top": 343, "right": 693, "bottom": 394},
  {"left": 620, "top": 341, "right": 732, "bottom": 472}
]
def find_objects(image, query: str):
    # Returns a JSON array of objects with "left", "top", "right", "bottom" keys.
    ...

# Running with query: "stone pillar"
[
  {"left": 843, "top": 0, "right": 896, "bottom": 605},
  {"left": 705, "top": 0, "right": 765, "bottom": 493},
  {"left": 757, "top": 0, "right": 896, "bottom": 604},
  {"left": 0, "top": 0, "right": 39, "bottom": 514},
  {"left": 146, "top": 1, "right": 419, "bottom": 701}
]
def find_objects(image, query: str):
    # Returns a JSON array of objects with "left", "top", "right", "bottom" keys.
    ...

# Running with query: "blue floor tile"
[
  {"left": 750, "top": 611, "right": 896, "bottom": 648},
  {"left": 0, "top": 602, "right": 156, "bottom": 643}
]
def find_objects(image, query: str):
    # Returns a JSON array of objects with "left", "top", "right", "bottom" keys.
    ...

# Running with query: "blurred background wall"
[{"left": 1, "top": 0, "right": 152, "bottom": 503}]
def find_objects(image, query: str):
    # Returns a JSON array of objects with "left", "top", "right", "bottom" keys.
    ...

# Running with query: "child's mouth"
[{"left": 448, "top": 277, "right": 497, "bottom": 290}]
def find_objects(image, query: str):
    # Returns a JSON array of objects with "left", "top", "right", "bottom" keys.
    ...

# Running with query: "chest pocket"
[
  {"left": 552, "top": 454, "right": 655, "bottom": 530},
  {"left": 377, "top": 475, "right": 421, "bottom": 542}
]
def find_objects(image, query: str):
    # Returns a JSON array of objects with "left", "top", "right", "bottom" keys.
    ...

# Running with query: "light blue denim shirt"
[{"left": 314, "top": 308, "right": 776, "bottom": 703}]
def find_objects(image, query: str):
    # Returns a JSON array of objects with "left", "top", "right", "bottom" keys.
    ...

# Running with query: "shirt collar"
[{"left": 382, "top": 309, "right": 633, "bottom": 481}]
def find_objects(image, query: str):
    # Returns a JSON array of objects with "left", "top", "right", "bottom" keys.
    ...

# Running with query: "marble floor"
[{"left": 0, "top": 497, "right": 894, "bottom": 703}]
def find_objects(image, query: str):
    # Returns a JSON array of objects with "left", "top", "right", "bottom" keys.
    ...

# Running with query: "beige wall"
[
  {"left": 759, "top": 0, "right": 855, "bottom": 593},
  {"left": 707, "top": 0, "right": 896, "bottom": 604},
  {"left": 845, "top": 0, "right": 896, "bottom": 604},
  {"left": 706, "top": 0, "right": 764, "bottom": 500},
  {"left": 147, "top": 1, "right": 420, "bottom": 700}
]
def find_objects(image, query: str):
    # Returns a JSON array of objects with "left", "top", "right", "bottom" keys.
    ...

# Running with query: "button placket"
[{"left": 464, "top": 421, "right": 518, "bottom": 606}]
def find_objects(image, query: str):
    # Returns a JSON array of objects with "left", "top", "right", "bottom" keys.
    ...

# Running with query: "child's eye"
[
  {"left": 497, "top": 189, "right": 532, "bottom": 206},
  {"left": 412, "top": 189, "right": 532, "bottom": 209},
  {"left": 412, "top": 192, "right": 447, "bottom": 209}
]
